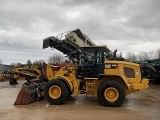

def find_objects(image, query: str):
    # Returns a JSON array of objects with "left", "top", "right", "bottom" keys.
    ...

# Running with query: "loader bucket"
[{"left": 14, "top": 85, "right": 37, "bottom": 105}]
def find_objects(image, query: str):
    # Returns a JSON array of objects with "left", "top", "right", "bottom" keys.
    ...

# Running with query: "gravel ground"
[{"left": 0, "top": 80, "right": 160, "bottom": 120}]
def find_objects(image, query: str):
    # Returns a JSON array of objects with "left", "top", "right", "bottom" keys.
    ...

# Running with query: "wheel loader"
[
  {"left": 14, "top": 29, "right": 149, "bottom": 107},
  {"left": 0, "top": 71, "right": 18, "bottom": 84},
  {"left": 8, "top": 66, "right": 43, "bottom": 85}
]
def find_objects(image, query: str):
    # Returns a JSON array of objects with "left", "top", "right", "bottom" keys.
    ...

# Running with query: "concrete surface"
[{"left": 0, "top": 80, "right": 160, "bottom": 120}]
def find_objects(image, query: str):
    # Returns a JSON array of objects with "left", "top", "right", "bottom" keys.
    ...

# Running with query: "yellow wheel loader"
[
  {"left": 14, "top": 29, "right": 149, "bottom": 107},
  {"left": 0, "top": 71, "right": 18, "bottom": 84},
  {"left": 42, "top": 46, "right": 148, "bottom": 107},
  {"left": 14, "top": 46, "right": 149, "bottom": 107},
  {"left": 10, "top": 66, "right": 43, "bottom": 85}
]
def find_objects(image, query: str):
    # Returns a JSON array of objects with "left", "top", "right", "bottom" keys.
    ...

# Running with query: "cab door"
[{"left": 77, "top": 48, "right": 104, "bottom": 78}]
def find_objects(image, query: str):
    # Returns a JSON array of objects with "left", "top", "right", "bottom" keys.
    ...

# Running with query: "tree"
[
  {"left": 10, "top": 62, "right": 22, "bottom": 67},
  {"left": 48, "top": 54, "right": 65, "bottom": 64},
  {"left": 148, "top": 50, "right": 156, "bottom": 60},
  {"left": 26, "top": 59, "right": 32, "bottom": 66},
  {"left": 137, "top": 52, "right": 149, "bottom": 62},
  {"left": 125, "top": 52, "right": 137, "bottom": 62},
  {"left": 156, "top": 49, "right": 160, "bottom": 59},
  {"left": 33, "top": 59, "right": 45, "bottom": 65}
]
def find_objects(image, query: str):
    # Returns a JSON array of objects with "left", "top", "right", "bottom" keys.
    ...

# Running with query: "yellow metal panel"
[
  {"left": 131, "top": 83, "right": 144, "bottom": 90},
  {"left": 141, "top": 78, "right": 149, "bottom": 89},
  {"left": 130, "top": 79, "right": 149, "bottom": 91},
  {"left": 104, "top": 69, "right": 119, "bottom": 75}
]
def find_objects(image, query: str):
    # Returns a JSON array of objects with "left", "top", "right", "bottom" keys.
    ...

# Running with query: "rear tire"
[
  {"left": 98, "top": 80, "right": 125, "bottom": 107},
  {"left": 44, "top": 79, "right": 69, "bottom": 105}
]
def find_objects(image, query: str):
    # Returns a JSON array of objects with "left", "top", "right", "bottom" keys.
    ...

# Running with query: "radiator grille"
[{"left": 124, "top": 67, "right": 135, "bottom": 78}]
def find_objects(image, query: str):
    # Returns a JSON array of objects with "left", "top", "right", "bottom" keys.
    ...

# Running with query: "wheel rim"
[
  {"left": 49, "top": 85, "right": 61, "bottom": 99},
  {"left": 104, "top": 87, "right": 119, "bottom": 102}
]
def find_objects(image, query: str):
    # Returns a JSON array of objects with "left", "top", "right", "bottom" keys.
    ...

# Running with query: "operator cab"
[{"left": 77, "top": 46, "right": 113, "bottom": 78}]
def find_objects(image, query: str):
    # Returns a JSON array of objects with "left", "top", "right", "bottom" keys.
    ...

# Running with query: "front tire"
[
  {"left": 44, "top": 79, "right": 69, "bottom": 105},
  {"left": 98, "top": 80, "right": 125, "bottom": 107}
]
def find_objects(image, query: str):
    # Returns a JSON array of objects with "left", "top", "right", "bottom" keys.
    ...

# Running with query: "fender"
[
  {"left": 51, "top": 75, "right": 79, "bottom": 94},
  {"left": 99, "top": 74, "right": 130, "bottom": 89}
]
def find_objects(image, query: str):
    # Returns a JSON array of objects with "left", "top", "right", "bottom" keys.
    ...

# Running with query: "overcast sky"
[{"left": 0, "top": 0, "right": 160, "bottom": 64}]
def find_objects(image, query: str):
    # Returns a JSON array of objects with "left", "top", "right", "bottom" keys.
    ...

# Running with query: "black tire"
[
  {"left": 9, "top": 78, "right": 18, "bottom": 85},
  {"left": 98, "top": 80, "right": 125, "bottom": 107},
  {"left": 44, "top": 79, "right": 69, "bottom": 105},
  {"left": 69, "top": 90, "right": 73, "bottom": 96}
]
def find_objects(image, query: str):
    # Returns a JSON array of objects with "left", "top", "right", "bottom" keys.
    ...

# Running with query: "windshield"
[{"left": 78, "top": 47, "right": 104, "bottom": 66}]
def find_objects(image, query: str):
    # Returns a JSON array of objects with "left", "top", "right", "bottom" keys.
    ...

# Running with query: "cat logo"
[{"left": 105, "top": 64, "right": 118, "bottom": 69}]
